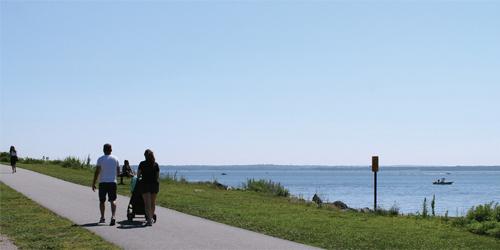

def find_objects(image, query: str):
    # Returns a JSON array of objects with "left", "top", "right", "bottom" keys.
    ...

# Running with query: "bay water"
[{"left": 153, "top": 165, "right": 500, "bottom": 216}]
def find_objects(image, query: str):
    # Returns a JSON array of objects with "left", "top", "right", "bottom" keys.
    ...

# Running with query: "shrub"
[
  {"left": 466, "top": 202, "right": 496, "bottom": 222},
  {"left": 454, "top": 202, "right": 500, "bottom": 238},
  {"left": 61, "top": 156, "right": 85, "bottom": 168},
  {"left": 374, "top": 204, "right": 400, "bottom": 216},
  {"left": 422, "top": 198, "right": 429, "bottom": 218},
  {"left": 243, "top": 179, "right": 290, "bottom": 197},
  {"left": 442, "top": 210, "right": 449, "bottom": 223},
  {"left": 51, "top": 159, "right": 62, "bottom": 165},
  {"left": 451, "top": 216, "right": 468, "bottom": 227},
  {"left": 20, "top": 157, "right": 45, "bottom": 164},
  {"left": 494, "top": 204, "right": 500, "bottom": 222},
  {"left": 431, "top": 194, "right": 436, "bottom": 217},
  {"left": 486, "top": 224, "right": 500, "bottom": 238},
  {"left": 162, "top": 172, "right": 177, "bottom": 182},
  {"left": 161, "top": 172, "right": 188, "bottom": 184},
  {"left": 0, "top": 152, "right": 10, "bottom": 162},
  {"left": 467, "top": 221, "right": 497, "bottom": 235}
]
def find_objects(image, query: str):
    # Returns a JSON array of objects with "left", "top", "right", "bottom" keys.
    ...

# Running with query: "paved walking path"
[
  {"left": 0, "top": 234, "right": 18, "bottom": 250},
  {"left": 0, "top": 165, "right": 320, "bottom": 250}
]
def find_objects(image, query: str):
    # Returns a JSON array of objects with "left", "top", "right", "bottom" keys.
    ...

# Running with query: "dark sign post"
[{"left": 372, "top": 156, "right": 379, "bottom": 211}]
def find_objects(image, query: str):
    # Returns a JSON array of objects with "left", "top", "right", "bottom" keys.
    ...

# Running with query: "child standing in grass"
[{"left": 9, "top": 146, "right": 18, "bottom": 173}]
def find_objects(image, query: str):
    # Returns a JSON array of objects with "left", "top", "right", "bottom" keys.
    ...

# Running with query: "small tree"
[
  {"left": 422, "top": 197, "right": 429, "bottom": 218},
  {"left": 86, "top": 154, "right": 91, "bottom": 167},
  {"left": 431, "top": 194, "right": 436, "bottom": 217}
]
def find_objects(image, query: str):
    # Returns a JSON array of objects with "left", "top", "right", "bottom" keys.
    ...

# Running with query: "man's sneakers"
[{"left": 98, "top": 217, "right": 115, "bottom": 226}]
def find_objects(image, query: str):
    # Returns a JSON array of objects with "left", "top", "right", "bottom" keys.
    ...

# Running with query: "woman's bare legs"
[
  {"left": 142, "top": 193, "right": 152, "bottom": 224},
  {"left": 151, "top": 193, "right": 157, "bottom": 219}
]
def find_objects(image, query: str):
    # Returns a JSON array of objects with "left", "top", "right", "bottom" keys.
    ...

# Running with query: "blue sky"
[{"left": 1, "top": 1, "right": 499, "bottom": 165}]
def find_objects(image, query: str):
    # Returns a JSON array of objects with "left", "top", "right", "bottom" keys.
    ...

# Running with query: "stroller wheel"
[{"left": 153, "top": 214, "right": 157, "bottom": 223}]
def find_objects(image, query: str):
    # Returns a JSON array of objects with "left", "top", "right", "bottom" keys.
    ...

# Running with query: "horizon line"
[{"left": 147, "top": 164, "right": 500, "bottom": 168}]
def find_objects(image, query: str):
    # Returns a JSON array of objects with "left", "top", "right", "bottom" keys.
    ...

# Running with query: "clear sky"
[{"left": 1, "top": 1, "right": 499, "bottom": 166}]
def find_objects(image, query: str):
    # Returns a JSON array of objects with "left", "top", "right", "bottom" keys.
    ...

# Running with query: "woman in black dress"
[
  {"left": 137, "top": 149, "right": 160, "bottom": 226},
  {"left": 9, "top": 146, "right": 18, "bottom": 173}
]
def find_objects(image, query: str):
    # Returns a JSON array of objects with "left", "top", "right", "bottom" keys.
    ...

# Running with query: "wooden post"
[
  {"left": 374, "top": 171, "right": 377, "bottom": 211},
  {"left": 372, "top": 156, "right": 379, "bottom": 211}
]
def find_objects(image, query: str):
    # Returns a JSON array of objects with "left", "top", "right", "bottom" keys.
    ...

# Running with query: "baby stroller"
[{"left": 126, "top": 176, "right": 157, "bottom": 222}]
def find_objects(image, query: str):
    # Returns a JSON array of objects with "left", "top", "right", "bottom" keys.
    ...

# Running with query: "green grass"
[
  {"left": 243, "top": 178, "right": 290, "bottom": 197},
  {"left": 0, "top": 182, "right": 118, "bottom": 250},
  {"left": 16, "top": 163, "right": 500, "bottom": 249}
]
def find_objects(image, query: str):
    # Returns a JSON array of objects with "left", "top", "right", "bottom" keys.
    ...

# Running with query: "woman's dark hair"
[
  {"left": 144, "top": 149, "right": 155, "bottom": 166},
  {"left": 10, "top": 146, "right": 16, "bottom": 153},
  {"left": 124, "top": 160, "right": 129, "bottom": 165}
]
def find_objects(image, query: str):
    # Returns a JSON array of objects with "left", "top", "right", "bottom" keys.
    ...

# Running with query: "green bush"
[
  {"left": 466, "top": 202, "right": 496, "bottom": 222},
  {"left": 441, "top": 210, "right": 449, "bottom": 223},
  {"left": 374, "top": 204, "right": 400, "bottom": 216},
  {"left": 431, "top": 194, "right": 436, "bottom": 217},
  {"left": 242, "top": 179, "right": 290, "bottom": 197},
  {"left": 494, "top": 205, "right": 500, "bottom": 222},
  {"left": 61, "top": 156, "right": 85, "bottom": 168},
  {"left": 422, "top": 198, "right": 429, "bottom": 218},
  {"left": 20, "top": 157, "right": 45, "bottom": 164},
  {"left": 0, "top": 152, "right": 10, "bottom": 162},
  {"left": 467, "top": 221, "right": 498, "bottom": 235},
  {"left": 486, "top": 225, "right": 500, "bottom": 238},
  {"left": 451, "top": 216, "right": 468, "bottom": 227},
  {"left": 455, "top": 202, "right": 500, "bottom": 238},
  {"left": 51, "top": 159, "right": 62, "bottom": 165}
]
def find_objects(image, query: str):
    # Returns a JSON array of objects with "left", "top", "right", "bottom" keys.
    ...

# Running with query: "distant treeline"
[{"left": 0, "top": 152, "right": 92, "bottom": 169}]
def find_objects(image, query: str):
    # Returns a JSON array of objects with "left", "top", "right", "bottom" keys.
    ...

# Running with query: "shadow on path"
[
  {"left": 72, "top": 222, "right": 108, "bottom": 228},
  {"left": 117, "top": 220, "right": 145, "bottom": 229}
]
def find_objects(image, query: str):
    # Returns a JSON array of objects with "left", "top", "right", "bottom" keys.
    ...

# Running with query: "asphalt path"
[{"left": 0, "top": 165, "right": 320, "bottom": 250}]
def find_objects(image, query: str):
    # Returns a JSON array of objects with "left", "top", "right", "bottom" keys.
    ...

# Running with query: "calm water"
[{"left": 151, "top": 165, "right": 500, "bottom": 216}]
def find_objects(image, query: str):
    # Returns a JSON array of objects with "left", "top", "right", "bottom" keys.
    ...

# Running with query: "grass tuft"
[{"left": 242, "top": 179, "right": 290, "bottom": 197}]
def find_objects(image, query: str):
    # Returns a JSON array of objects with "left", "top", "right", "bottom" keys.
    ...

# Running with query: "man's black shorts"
[{"left": 98, "top": 182, "right": 117, "bottom": 202}]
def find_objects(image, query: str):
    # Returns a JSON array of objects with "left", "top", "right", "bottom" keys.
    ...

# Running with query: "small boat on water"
[{"left": 433, "top": 178, "right": 453, "bottom": 185}]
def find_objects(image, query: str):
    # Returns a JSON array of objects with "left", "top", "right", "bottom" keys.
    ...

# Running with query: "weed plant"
[
  {"left": 61, "top": 156, "right": 87, "bottom": 168},
  {"left": 460, "top": 202, "right": 500, "bottom": 238},
  {"left": 20, "top": 157, "right": 45, "bottom": 164},
  {"left": 243, "top": 179, "right": 290, "bottom": 197},
  {"left": 374, "top": 204, "right": 400, "bottom": 216},
  {"left": 0, "top": 152, "right": 9, "bottom": 162},
  {"left": 431, "top": 194, "right": 436, "bottom": 216},
  {"left": 422, "top": 197, "right": 429, "bottom": 218}
]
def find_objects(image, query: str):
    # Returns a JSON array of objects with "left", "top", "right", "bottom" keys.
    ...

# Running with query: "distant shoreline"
[{"left": 150, "top": 164, "right": 500, "bottom": 169}]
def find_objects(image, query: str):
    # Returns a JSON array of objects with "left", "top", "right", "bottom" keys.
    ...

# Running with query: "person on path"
[
  {"left": 119, "top": 160, "right": 135, "bottom": 185},
  {"left": 137, "top": 149, "right": 160, "bottom": 226},
  {"left": 9, "top": 146, "right": 18, "bottom": 173},
  {"left": 92, "top": 143, "right": 120, "bottom": 226}
]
